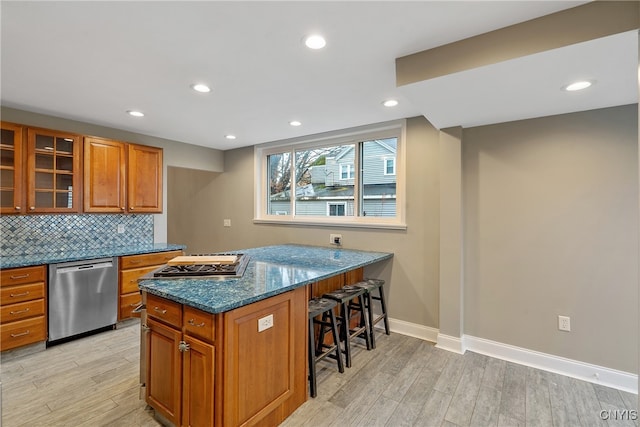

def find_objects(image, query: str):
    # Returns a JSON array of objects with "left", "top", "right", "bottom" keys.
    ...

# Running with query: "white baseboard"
[
  {"left": 386, "top": 316, "right": 438, "bottom": 343},
  {"left": 435, "top": 333, "right": 466, "bottom": 354},
  {"left": 384, "top": 317, "right": 638, "bottom": 394},
  {"left": 464, "top": 335, "right": 638, "bottom": 394}
]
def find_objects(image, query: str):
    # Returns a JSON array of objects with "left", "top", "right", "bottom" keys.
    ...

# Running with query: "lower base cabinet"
[{"left": 144, "top": 286, "right": 307, "bottom": 427}]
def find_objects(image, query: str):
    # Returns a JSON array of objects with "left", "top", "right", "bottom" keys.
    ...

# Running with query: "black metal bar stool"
[
  {"left": 322, "top": 286, "right": 371, "bottom": 368},
  {"left": 354, "top": 278, "right": 390, "bottom": 349},
  {"left": 308, "top": 297, "right": 344, "bottom": 398}
]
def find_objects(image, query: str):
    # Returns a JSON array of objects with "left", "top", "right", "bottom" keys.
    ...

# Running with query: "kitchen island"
[{"left": 137, "top": 244, "right": 392, "bottom": 427}]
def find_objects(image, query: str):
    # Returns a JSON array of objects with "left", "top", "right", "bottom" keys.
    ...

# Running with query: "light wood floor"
[{"left": 1, "top": 322, "right": 637, "bottom": 427}]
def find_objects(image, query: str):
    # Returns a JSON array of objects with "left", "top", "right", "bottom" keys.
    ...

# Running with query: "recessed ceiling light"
[
  {"left": 191, "top": 83, "right": 211, "bottom": 93},
  {"left": 225, "top": 134, "right": 236, "bottom": 140},
  {"left": 289, "top": 120, "right": 302, "bottom": 127},
  {"left": 304, "top": 34, "right": 326, "bottom": 50},
  {"left": 563, "top": 80, "right": 593, "bottom": 91},
  {"left": 127, "top": 110, "right": 144, "bottom": 117},
  {"left": 383, "top": 99, "right": 399, "bottom": 107}
]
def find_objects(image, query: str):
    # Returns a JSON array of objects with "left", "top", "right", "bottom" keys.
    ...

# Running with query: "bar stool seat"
[
  {"left": 308, "top": 298, "right": 344, "bottom": 398},
  {"left": 354, "top": 278, "right": 390, "bottom": 349},
  {"left": 322, "top": 286, "right": 371, "bottom": 368}
]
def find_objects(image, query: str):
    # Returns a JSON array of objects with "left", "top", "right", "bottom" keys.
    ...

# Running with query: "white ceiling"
[{"left": 2, "top": 1, "right": 633, "bottom": 151}]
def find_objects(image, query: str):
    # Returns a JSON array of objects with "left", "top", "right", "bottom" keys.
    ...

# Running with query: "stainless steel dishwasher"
[{"left": 48, "top": 257, "right": 118, "bottom": 343}]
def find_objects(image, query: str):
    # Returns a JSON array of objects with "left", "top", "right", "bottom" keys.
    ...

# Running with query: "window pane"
[
  {"left": 267, "top": 152, "right": 291, "bottom": 215},
  {"left": 360, "top": 138, "right": 397, "bottom": 217},
  {"left": 294, "top": 144, "right": 354, "bottom": 217}
]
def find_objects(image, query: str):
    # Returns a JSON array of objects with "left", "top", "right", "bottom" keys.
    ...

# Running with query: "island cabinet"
[
  {"left": 0, "top": 265, "right": 47, "bottom": 351},
  {"left": 119, "top": 250, "right": 183, "bottom": 320},
  {"left": 84, "top": 137, "right": 162, "bottom": 213},
  {"left": 144, "top": 285, "right": 308, "bottom": 427}
]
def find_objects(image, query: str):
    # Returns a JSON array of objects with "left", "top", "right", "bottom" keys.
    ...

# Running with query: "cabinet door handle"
[
  {"left": 10, "top": 274, "right": 29, "bottom": 280},
  {"left": 10, "top": 330, "right": 30, "bottom": 338},
  {"left": 178, "top": 341, "right": 190, "bottom": 352},
  {"left": 121, "top": 207, "right": 125, "bottom": 210},
  {"left": 188, "top": 318, "right": 206, "bottom": 328},
  {"left": 15, "top": 206, "right": 21, "bottom": 211},
  {"left": 10, "top": 308, "right": 30, "bottom": 315},
  {"left": 130, "top": 207, "right": 135, "bottom": 210},
  {"left": 29, "top": 206, "right": 35, "bottom": 210},
  {"left": 153, "top": 306, "right": 167, "bottom": 314},
  {"left": 10, "top": 291, "right": 29, "bottom": 298}
]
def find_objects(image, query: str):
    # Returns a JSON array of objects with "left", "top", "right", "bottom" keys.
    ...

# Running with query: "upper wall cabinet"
[
  {"left": 26, "top": 127, "right": 82, "bottom": 213},
  {"left": 0, "top": 122, "right": 24, "bottom": 214},
  {"left": 84, "top": 138, "right": 162, "bottom": 213},
  {"left": 84, "top": 137, "right": 127, "bottom": 213},
  {"left": 127, "top": 143, "right": 162, "bottom": 213}
]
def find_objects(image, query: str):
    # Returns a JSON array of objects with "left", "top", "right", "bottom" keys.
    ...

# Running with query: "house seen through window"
[{"left": 257, "top": 120, "right": 405, "bottom": 228}]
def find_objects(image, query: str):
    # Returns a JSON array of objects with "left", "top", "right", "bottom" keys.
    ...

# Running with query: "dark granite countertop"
[
  {"left": 0, "top": 243, "right": 186, "bottom": 269},
  {"left": 138, "top": 244, "right": 393, "bottom": 314}
]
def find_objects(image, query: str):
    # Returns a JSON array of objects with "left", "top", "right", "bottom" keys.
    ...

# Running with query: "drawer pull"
[
  {"left": 153, "top": 306, "right": 167, "bottom": 315},
  {"left": 9, "top": 274, "right": 29, "bottom": 280},
  {"left": 129, "top": 260, "right": 142, "bottom": 265},
  {"left": 188, "top": 318, "right": 206, "bottom": 328},
  {"left": 9, "top": 308, "right": 30, "bottom": 315},
  {"left": 10, "top": 291, "right": 29, "bottom": 298},
  {"left": 10, "top": 330, "right": 30, "bottom": 338},
  {"left": 129, "top": 301, "right": 141, "bottom": 307}
]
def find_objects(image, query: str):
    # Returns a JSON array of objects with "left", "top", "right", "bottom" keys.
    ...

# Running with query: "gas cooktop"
[{"left": 152, "top": 253, "right": 249, "bottom": 279}]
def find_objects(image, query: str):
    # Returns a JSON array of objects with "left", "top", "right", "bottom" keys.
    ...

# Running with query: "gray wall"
[
  {"left": 463, "top": 104, "right": 638, "bottom": 373},
  {"left": 168, "top": 105, "right": 638, "bottom": 374},
  {"left": 167, "top": 117, "right": 442, "bottom": 330}
]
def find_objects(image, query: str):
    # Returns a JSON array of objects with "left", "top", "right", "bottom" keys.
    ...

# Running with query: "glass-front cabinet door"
[
  {"left": 27, "top": 128, "right": 81, "bottom": 213},
  {"left": 0, "top": 122, "right": 24, "bottom": 214}
]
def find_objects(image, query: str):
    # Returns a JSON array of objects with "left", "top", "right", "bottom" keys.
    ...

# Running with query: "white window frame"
[
  {"left": 339, "top": 164, "right": 354, "bottom": 180},
  {"left": 254, "top": 120, "right": 406, "bottom": 230},
  {"left": 383, "top": 157, "right": 396, "bottom": 176},
  {"left": 327, "top": 202, "right": 346, "bottom": 216}
]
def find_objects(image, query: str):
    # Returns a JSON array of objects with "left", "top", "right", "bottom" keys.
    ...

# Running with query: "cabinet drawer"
[
  {"left": 121, "top": 250, "right": 183, "bottom": 269},
  {"left": 1, "top": 315, "right": 46, "bottom": 351},
  {"left": 147, "top": 293, "right": 182, "bottom": 328},
  {"left": 183, "top": 306, "right": 215, "bottom": 343},
  {"left": 121, "top": 266, "right": 158, "bottom": 294},
  {"left": 120, "top": 292, "right": 142, "bottom": 320},
  {"left": 1, "top": 266, "right": 45, "bottom": 287},
  {"left": 0, "top": 298, "right": 45, "bottom": 323},
  {"left": 1, "top": 282, "right": 45, "bottom": 305}
]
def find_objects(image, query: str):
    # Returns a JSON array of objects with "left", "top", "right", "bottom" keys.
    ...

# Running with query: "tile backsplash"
[{"left": 0, "top": 214, "right": 153, "bottom": 256}]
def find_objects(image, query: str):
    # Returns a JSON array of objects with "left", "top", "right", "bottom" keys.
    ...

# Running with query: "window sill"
[{"left": 253, "top": 217, "right": 407, "bottom": 230}]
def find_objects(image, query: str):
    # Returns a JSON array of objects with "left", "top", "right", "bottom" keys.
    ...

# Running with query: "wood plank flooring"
[{"left": 1, "top": 321, "right": 637, "bottom": 426}]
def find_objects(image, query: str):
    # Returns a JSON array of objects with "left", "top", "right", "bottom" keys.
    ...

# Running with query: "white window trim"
[
  {"left": 327, "top": 202, "right": 347, "bottom": 216},
  {"left": 383, "top": 157, "right": 396, "bottom": 176},
  {"left": 254, "top": 119, "right": 407, "bottom": 230},
  {"left": 339, "top": 164, "right": 354, "bottom": 180}
]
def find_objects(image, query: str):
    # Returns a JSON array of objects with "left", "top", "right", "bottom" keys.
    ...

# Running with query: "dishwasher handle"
[{"left": 55, "top": 261, "right": 114, "bottom": 275}]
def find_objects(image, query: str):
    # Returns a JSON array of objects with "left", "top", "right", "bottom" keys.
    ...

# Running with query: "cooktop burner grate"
[{"left": 153, "top": 253, "right": 249, "bottom": 278}]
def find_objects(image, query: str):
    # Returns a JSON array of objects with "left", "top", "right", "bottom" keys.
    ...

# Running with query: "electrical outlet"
[
  {"left": 330, "top": 233, "right": 342, "bottom": 245},
  {"left": 117, "top": 224, "right": 125, "bottom": 234},
  {"left": 558, "top": 315, "right": 571, "bottom": 332},
  {"left": 223, "top": 219, "right": 231, "bottom": 227},
  {"left": 258, "top": 314, "right": 273, "bottom": 332}
]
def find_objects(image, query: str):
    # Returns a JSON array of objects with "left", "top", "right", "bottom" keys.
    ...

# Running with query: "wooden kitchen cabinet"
[
  {"left": 127, "top": 143, "right": 162, "bottom": 213},
  {"left": 118, "top": 250, "right": 183, "bottom": 320},
  {"left": 145, "top": 293, "right": 216, "bottom": 426},
  {"left": 26, "top": 127, "right": 82, "bottom": 213},
  {"left": 0, "top": 265, "right": 47, "bottom": 351},
  {"left": 84, "top": 139, "right": 162, "bottom": 213},
  {"left": 83, "top": 136, "right": 126, "bottom": 212},
  {"left": 0, "top": 122, "right": 24, "bottom": 214}
]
